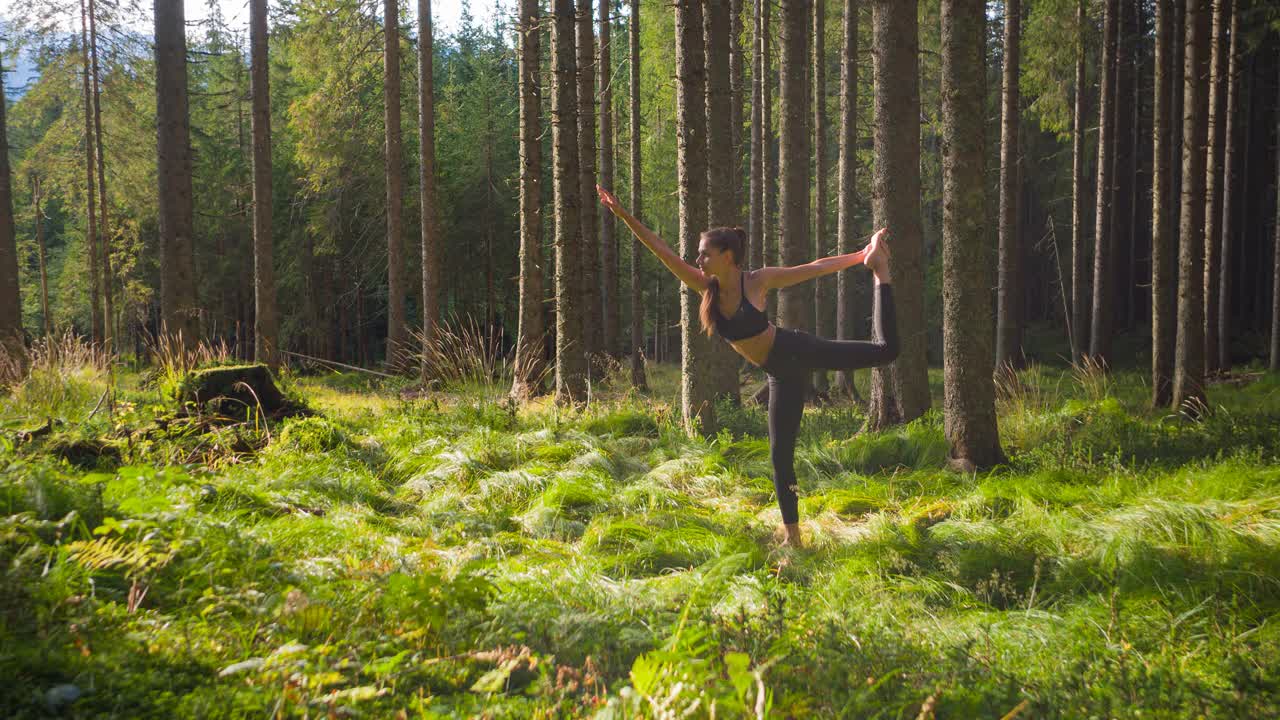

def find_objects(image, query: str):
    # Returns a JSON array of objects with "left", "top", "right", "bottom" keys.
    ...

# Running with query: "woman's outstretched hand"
[
  {"left": 596, "top": 184, "right": 623, "bottom": 214},
  {"left": 863, "top": 227, "right": 892, "bottom": 283}
]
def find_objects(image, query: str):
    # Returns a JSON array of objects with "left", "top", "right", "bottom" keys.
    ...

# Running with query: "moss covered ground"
[{"left": 4, "top": 353, "right": 1280, "bottom": 717}]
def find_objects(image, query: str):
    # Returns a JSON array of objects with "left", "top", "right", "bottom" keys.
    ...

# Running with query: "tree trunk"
[
  {"left": 554, "top": 0, "right": 587, "bottom": 403},
  {"left": 578, "top": 0, "right": 601, "bottom": 363},
  {"left": 1216, "top": 0, "right": 1239, "bottom": 372},
  {"left": 0, "top": 56, "right": 21, "bottom": 374},
  {"left": 1203, "top": 0, "right": 1229, "bottom": 374},
  {"left": 1071, "top": 0, "right": 1089, "bottom": 362},
  {"left": 419, "top": 0, "right": 442, "bottom": 381},
  {"left": 599, "top": 0, "right": 619, "bottom": 359},
  {"left": 778, "top": 0, "right": 811, "bottom": 338},
  {"left": 996, "top": 0, "right": 1021, "bottom": 370},
  {"left": 383, "top": 0, "right": 407, "bottom": 369},
  {"left": 749, "top": 0, "right": 764, "bottom": 270},
  {"left": 677, "top": 0, "right": 719, "bottom": 434},
  {"left": 812, "top": 0, "right": 831, "bottom": 396},
  {"left": 868, "top": 0, "right": 927, "bottom": 428},
  {"left": 512, "top": 0, "right": 546, "bottom": 400},
  {"left": 1272, "top": 59, "right": 1280, "bottom": 373},
  {"left": 33, "top": 178, "right": 51, "bottom": 337},
  {"left": 80, "top": 2, "right": 101, "bottom": 345},
  {"left": 1090, "top": 0, "right": 1118, "bottom": 363},
  {"left": 629, "top": 0, "right": 647, "bottom": 390},
  {"left": 762, "top": 0, "right": 776, "bottom": 318},
  {"left": 835, "top": 0, "right": 860, "bottom": 397},
  {"left": 88, "top": 0, "right": 112, "bottom": 352},
  {"left": 731, "top": 0, "right": 744, "bottom": 223},
  {"left": 1111, "top": 0, "right": 1136, "bottom": 336},
  {"left": 706, "top": 0, "right": 742, "bottom": 405},
  {"left": 155, "top": 0, "right": 199, "bottom": 347},
  {"left": 249, "top": 0, "right": 277, "bottom": 369},
  {"left": 1151, "top": 0, "right": 1175, "bottom": 407},
  {"left": 941, "top": 0, "right": 1003, "bottom": 469},
  {"left": 1173, "top": 0, "right": 1211, "bottom": 413}
]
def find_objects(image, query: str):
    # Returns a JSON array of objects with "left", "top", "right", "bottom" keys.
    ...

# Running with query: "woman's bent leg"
[
  {"left": 795, "top": 284, "right": 900, "bottom": 370},
  {"left": 767, "top": 371, "right": 806, "bottom": 524}
]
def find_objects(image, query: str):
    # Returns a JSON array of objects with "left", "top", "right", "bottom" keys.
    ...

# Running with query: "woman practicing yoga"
[{"left": 597, "top": 185, "right": 899, "bottom": 548}]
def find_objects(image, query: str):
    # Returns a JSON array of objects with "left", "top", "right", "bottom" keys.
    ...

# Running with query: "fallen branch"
[{"left": 280, "top": 350, "right": 399, "bottom": 379}]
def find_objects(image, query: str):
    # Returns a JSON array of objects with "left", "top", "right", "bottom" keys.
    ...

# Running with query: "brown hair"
[{"left": 698, "top": 227, "right": 748, "bottom": 337}]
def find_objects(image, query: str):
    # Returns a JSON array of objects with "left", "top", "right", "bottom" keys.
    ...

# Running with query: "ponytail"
[{"left": 699, "top": 276, "right": 720, "bottom": 337}]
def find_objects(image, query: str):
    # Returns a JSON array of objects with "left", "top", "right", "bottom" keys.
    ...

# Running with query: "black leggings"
[{"left": 760, "top": 284, "right": 899, "bottom": 524}]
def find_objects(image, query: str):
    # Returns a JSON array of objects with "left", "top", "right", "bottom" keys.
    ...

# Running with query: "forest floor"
[{"left": 4, "top": 343, "right": 1280, "bottom": 718}]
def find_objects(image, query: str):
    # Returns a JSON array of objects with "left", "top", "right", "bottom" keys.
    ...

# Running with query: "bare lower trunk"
[
  {"left": 941, "top": 0, "right": 1004, "bottom": 469},
  {"left": 155, "top": 0, "right": 199, "bottom": 347},
  {"left": 629, "top": 0, "right": 647, "bottom": 390},
  {"left": 250, "top": 0, "right": 277, "bottom": 368},
  {"left": 599, "top": 0, "right": 618, "bottom": 359},
  {"left": 81, "top": 1, "right": 101, "bottom": 345},
  {"left": 89, "top": 0, "right": 112, "bottom": 352},
  {"left": 1203, "top": 0, "right": 1229, "bottom": 373},
  {"left": 777, "top": 0, "right": 811, "bottom": 335},
  {"left": 1217, "top": 0, "right": 1239, "bottom": 372},
  {"left": 705, "top": 0, "right": 741, "bottom": 405},
  {"left": 0, "top": 58, "right": 21, "bottom": 372},
  {"left": 1090, "top": 0, "right": 1118, "bottom": 364},
  {"left": 420, "top": 0, "right": 442, "bottom": 381},
  {"left": 868, "top": 0, "right": 927, "bottom": 428},
  {"left": 512, "top": 0, "right": 546, "bottom": 400},
  {"left": 1173, "top": 0, "right": 1211, "bottom": 412},
  {"left": 554, "top": 0, "right": 587, "bottom": 403},
  {"left": 834, "top": 0, "right": 860, "bottom": 397},
  {"left": 384, "top": 0, "right": 407, "bottom": 369},
  {"left": 677, "top": 0, "right": 718, "bottom": 434},
  {"left": 1071, "top": 0, "right": 1089, "bottom": 362},
  {"left": 578, "top": 1, "right": 601, "bottom": 363},
  {"left": 1151, "top": 0, "right": 1176, "bottom": 407},
  {"left": 749, "top": 0, "right": 764, "bottom": 270},
  {"left": 812, "top": 0, "right": 830, "bottom": 395},
  {"left": 996, "top": 0, "right": 1021, "bottom": 369}
]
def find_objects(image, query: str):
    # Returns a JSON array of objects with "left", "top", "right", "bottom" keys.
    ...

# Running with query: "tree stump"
[{"left": 177, "top": 364, "right": 289, "bottom": 417}]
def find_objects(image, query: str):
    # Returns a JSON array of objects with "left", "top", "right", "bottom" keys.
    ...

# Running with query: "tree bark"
[
  {"left": 33, "top": 178, "right": 51, "bottom": 337},
  {"left": 554, "top": 0, "right": 587, "bottom": 403},
  {"left": 706, "top": 0, "right": 743, "bottom": 405},
  {"left": 81, "top": 0, "right": 101, "bottom": 345},
  {"left": 1071, "top": 0, "right": 1089, "bottom": 362},
  {"left": 941, "top": 0, "right": 1003, "bottom": 469},
  {"left": 420, "top": 0, "right": 442, "bottom": 381},
  {"left": 599, "top": 0, "right": 619, "bottom": 359},
  {"left": 629, "top": 0, "right": 647, "bottom": 390},
  {"left": 731, "top": 0, "right": 744, "bottom": 223},
  {"left": 676, "top": 0, "right": 719, "bottom": 434},
  {"left": 749, "top": 0, "right": 764, "bottom": 270},
  {"left": 996, "top": 0, "right": 1021, "bottom": 370},
  {"left": 249, "top": 0, "right": 277, "bottom": 368},
  {"left": 1111, "top": 0, "right": 1136, "bottom": 335},
  {"left": 1216, "top": 0, "right": 1239, "bottom": 372},
  {"left": 155, "top": 0, "right": 199, "bottom": 347},
  {"left": 812, "top": 0, "right": 831, "bottom": 395},
  {"left": 383, "top": 0, "right": 407, "bottom": 369},
  {"left": 578, "top": 0, "right": 601, "bottom": 362},
  {"left": 868, "top": 0, "right": 927, "bottom": 428},
  {"left": 1151, "top": 0, "right": 1176, "bottom": 407},
  {"left": 1089, "top": 0, "right": 1118, "bottom": 364},
  {"left": 88, "top": 0, "right": 112, "bottom": 352},
  {"left": 1203, "top": 0, "right": 1229, "bottom": 374},
  {"left": 835, "top": 0, "right": 860, "bottom": 397},
  {"left": 512, "top": 0, "right": 545, "bottom": 400},
  {"left": 1173, "top": 0, "right": 1211, "bottom": 413},
  {"left": 0, "top": 56, "right": 21, "bottom": 374},
  {"left": 1272, "top": 59, "right": 1280, "bottom": 373},
  {"left": 762, "top": 0, "right": 776, "bottom": 318},
  {"left": 778, "top": 0, "right": 811, "bottom": 338}
]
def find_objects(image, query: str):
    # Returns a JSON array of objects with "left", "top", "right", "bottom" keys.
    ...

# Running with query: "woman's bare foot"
[
  {"left": 864, "top": 227, "right": 892, "bottom": 284},
  {"left": 776, "top": 522, "right": 803, "bottom": 549}
]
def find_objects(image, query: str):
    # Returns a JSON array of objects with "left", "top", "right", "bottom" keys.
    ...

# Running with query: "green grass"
[{"left": 3, "top": 356, "right": 1280, "bottom": 717}]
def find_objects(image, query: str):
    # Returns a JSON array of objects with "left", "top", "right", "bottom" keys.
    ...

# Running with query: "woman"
[{"left": 596, "top": 185, "right": 899, "bottom": 548}]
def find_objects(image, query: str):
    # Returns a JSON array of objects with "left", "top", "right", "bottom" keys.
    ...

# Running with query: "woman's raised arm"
[
  {"left": 597, "top": 185, "right": 708, "bottom": 292},
  {"left": 756, "top": 227, "right": 887, "bottom": 291}
]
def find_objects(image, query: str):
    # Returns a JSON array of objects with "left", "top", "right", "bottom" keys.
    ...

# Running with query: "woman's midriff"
[{"left": 728, "top": 324, "right": 777, "bottom": 368}]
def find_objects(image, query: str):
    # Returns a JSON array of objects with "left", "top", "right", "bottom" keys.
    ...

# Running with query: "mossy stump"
[{"left": 177, "top": 364, "right": 291, "bottom": 418}]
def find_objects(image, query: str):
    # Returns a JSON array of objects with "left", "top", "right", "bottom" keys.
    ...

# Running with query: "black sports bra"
[{"left": 713, "top": 272, "right": 770, "bottom": 341}]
